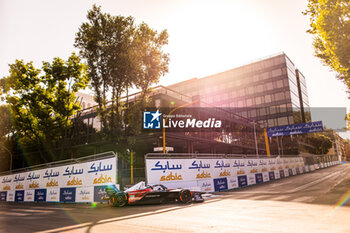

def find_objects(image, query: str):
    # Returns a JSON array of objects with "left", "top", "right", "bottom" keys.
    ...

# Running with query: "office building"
[{"left": 168, "top": 52, "right": 311, "bottom": 128}]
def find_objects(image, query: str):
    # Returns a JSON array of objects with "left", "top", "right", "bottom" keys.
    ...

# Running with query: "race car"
[{"left": 105, "top": 181, "right": 204, "bottom": 207}]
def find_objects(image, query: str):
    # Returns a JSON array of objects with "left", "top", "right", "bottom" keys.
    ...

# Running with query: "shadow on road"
[{"left": 0, "top": 200, "right": 203, "bottom": 233}]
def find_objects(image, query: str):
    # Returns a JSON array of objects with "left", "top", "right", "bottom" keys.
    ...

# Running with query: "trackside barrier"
[
  {"left": 145, "top": 154, "right": 341, "bottom": 192},
  {"left": 0, "top": 152, "right": 119, "bottom": 203}
]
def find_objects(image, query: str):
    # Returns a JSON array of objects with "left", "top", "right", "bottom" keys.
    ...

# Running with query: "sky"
[{"left": 0, "top": 0, "right": 349, "bottom": 137}]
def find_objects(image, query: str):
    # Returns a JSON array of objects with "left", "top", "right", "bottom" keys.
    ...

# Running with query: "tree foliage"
[
  {"left": 74, "top": 5, "right": 169, "bottom": 149},
  {"left": 304, "top": 0, "right": 350, "bottom": 91},
  {"left": 1, "top": 53, "right": 89, "bottom": 162},
  {"left": 307, "top": 133, "right": 333, "bottom": 154}
]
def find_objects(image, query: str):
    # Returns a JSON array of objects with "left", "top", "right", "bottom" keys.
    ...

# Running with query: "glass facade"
[{"left": 168, "top": 53, "right": 311, "bottom": 128}]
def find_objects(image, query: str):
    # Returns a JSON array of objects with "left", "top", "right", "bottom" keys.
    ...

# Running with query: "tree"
[
  {"left": 307, "top": 133, "right": 333, "bottom": 154},
  {"left": 0, "top": 105, "right": 16, "bottom": 171},
  {"left": 304, "top": 0, "right": 350, "bottom": 91},
  {"left": 75, "top": 5, "right": 169, "bottom": 150},
  {"left": 1, "top": 53, "right": 89, "bottom": 163}
]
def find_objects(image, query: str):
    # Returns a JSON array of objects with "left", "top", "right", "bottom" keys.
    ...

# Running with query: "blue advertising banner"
[
  {"left": 267, "top": 121, "right": 323, "bottom": 137},
  {"left": 268, "top": 172, "right": 275, "bottom": 181},
  {"left": 255, "top": 173, "right": 263, "bottom": 184},
  {"left": 15, "top": 190, "right": 24, "bottom": 202},
  {"left": 296, "top": 167, "right": 300, "bottom": 175},
  {"left": 35, "top": 189, "right": 47, "bottom": 202},
  {"left": 238, "top": 175, "right": 248, "bottom": 187},
  {"left": 60, "top": 188, "right": 76, "bottom": 202},
  {"left": 213, "top": 178, "right": 228, "bottom": 192},
  {"left": 0, "top": 191, "right": 7, "bottom": 201},
  {"left": 279, "top": 170, "right": 285, "bottom": 178},
  {"left": 94, "top": 185, "right": 108, "bottom": 203},
  {"left": 288, "top": 169, "right": 293, "bottom": 176}
]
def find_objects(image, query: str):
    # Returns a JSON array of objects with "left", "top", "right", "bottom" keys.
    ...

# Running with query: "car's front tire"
[{"left": 112, "top": 193, "right": 128, "bottom": 207}]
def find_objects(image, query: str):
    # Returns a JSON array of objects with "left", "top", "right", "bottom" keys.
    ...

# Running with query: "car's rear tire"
[
  {"left": 112, "top": 193, "right": 127, "bottom": 207},
  {"left": 179, "top": 190, "right": 192, "bottom": 204}
]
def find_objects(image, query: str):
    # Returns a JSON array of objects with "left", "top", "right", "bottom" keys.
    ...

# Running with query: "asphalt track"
[{"left": 1, "top": 164, "right": 350, "bottom": 233}]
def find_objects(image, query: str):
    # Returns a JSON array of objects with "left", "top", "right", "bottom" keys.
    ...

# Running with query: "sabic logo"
[{"left": 143, "top": 110, "right": 161, "bottom": 129}]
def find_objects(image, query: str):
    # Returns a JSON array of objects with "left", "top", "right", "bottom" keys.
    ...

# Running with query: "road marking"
[
  {"left": 10, "top": 209, "right": 54, "bottom": 213},
  {"left": 292, "top": 196, "right": 313, "bottom": 202},
  {"left": 251, "top": 195, "right": 272, "bottom": 201},
  {"left": 269, "top": 195, "right": 290, "bottom": 201},
  {"left": 32, "top": 206, "right": 74, "bottom": 211},
  {"left": 0, "top": 211, "right": 29, "bottom": 216},
  {"left": 290, "top": 171, "right": 341, "bottom": 192}
]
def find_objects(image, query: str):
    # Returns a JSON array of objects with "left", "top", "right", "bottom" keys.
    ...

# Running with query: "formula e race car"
[{"left": 105, "top": 181, "right": 204, "bottom": 207}]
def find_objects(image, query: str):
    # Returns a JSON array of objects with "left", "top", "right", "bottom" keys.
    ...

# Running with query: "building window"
[
  {"left": 278, "top": 117, "right": 288, "bottom": 126},
  {"left": 272, "top": 68, "right": 282, "bottom": 77},
  {"left": 274, "top": 92, "right": 285, "bottom": 101},
  {"left": 276, "top": 80, "right": 283, "bottom": 88},
  {"left": 255, "top": 96, "right": 262, "bottom": 105},
  {"left": 266, "top": 82, "right": 273, "bottom": 90},
  {"left": 265, "top": 94, "right": 272, "bottom": 103},
  {"left": 247, "top": 98, "right": 253, "bottom": 107},
  {"left": 259, "top": 108, "right": 266, "bottom": 116}
]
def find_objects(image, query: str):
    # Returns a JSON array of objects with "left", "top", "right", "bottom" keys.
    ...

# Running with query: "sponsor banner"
[
  {"left": 212, "top": 159, "right": 233, "bottom": 179},
  {"left": 288, "top": 169, "right": 293, "bottom": 176},
  {"left": 0, "top": 157, "right": 118, "bottom": 194},
  {"left": 279, "top": 170, "right": 285, "bottom": 179},
  {"left": 299, "top": 166, "right": 304, "bottom": 174},
  {"left": 310, "top": 165, "right": 315, "bottom": 172},
  {"left": 13, "top": 173, "right": 25, "bottom": 191},
  {"left": 0, "top": 191, "right": 7, "bottom": 201},
  {"left": 262, "top": 172, "right": 269, "bottom": 182},
  {"left": 284, "top": 169, "right": 289, "bottom": 177},
  {"left": 85, "top": 157, "right": 116, "bottom": 186},
  {"left": 7, "top": 190, "right": 15, "bottom": 202},
  {"left": 60, "top": 188, "right": 76, "bottom": 202},
  {"left": 255, "top": 173, "right": 263, "bottom": 184},
  {"left": 35, "top": 189, "right": 47, "bottom": 202},
  {"left": 0, "top": 175, "right": 13, "bottom": 191},
  {"left": 274, "top": 170, "right": 281, "bottom": 180},
  {"left": 283, "top": 158, "right": 290, "bottom": 170},
  {"left": 76, "top": 187, "right": 94, "bottom": 203},
  {"left": 145, "top": 157, "right": 303, "bottom": 192},
  {"left": 15, "top": 190, "right": 25, "bottom": 202},
  {"left": 24, "top": 170, "right": 43, "bottom": 190},
  {"left": 268, "top": 171, "right": 275, "bottom": 181},
  {"left": 276, "top": 158, "right": 284, "bottom": 175},
  {"left": 24, "top": 190, "right": 35, "bottom": 202},
  {"left": 267, "top": 121, "right": 323, "bottom": 137},
  {"left": 94, "top": 185, "right": 108, "bottom": 203},
  {"left": 146, "top": 159, "right": 188, "bottom": 184},
  {"left": 258, "top": 159, "right": 268, "bottom": 173},
  {"left": 246, "top": 159, "right": 259, "bottom": 186},
  {"left": 47, "top": 188, "right": 60, "bottom": 202},
  {"left": 43, "top": 167, "right": 61, "bottom": 189},
  {"left": 237, "top": 175, "right": 248, "bottom": 187},
  {"left": 296, "top": 167, "right": 300, "bottom": 175},
  {"left": 59, "top": 164, "right": 86, "bottom": 188},
  {"left": 213, "top": 178, "right": 228, "bottom": 192},
  {"left": 292, "top": 168, "right": 297, "bottom": 175},
  {"left": 227, "top": 176, "right": 239, "bottom": 189},
  {"left": 233, "top": 159, "right": 246, "bottom": 176},
  {"left": 247, "top": 174, "right": 256, "bottom": 185},
  {"left": 197, "top": 179, "right": 214, "bottom": 192}
]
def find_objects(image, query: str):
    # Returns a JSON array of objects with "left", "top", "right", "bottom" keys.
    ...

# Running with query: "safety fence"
[
  {"left": 145, "top": 153, "right": 341, "bottom": 192},
  {"left": 0, "top": 152, "right": 118, "bottom": 203}
]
